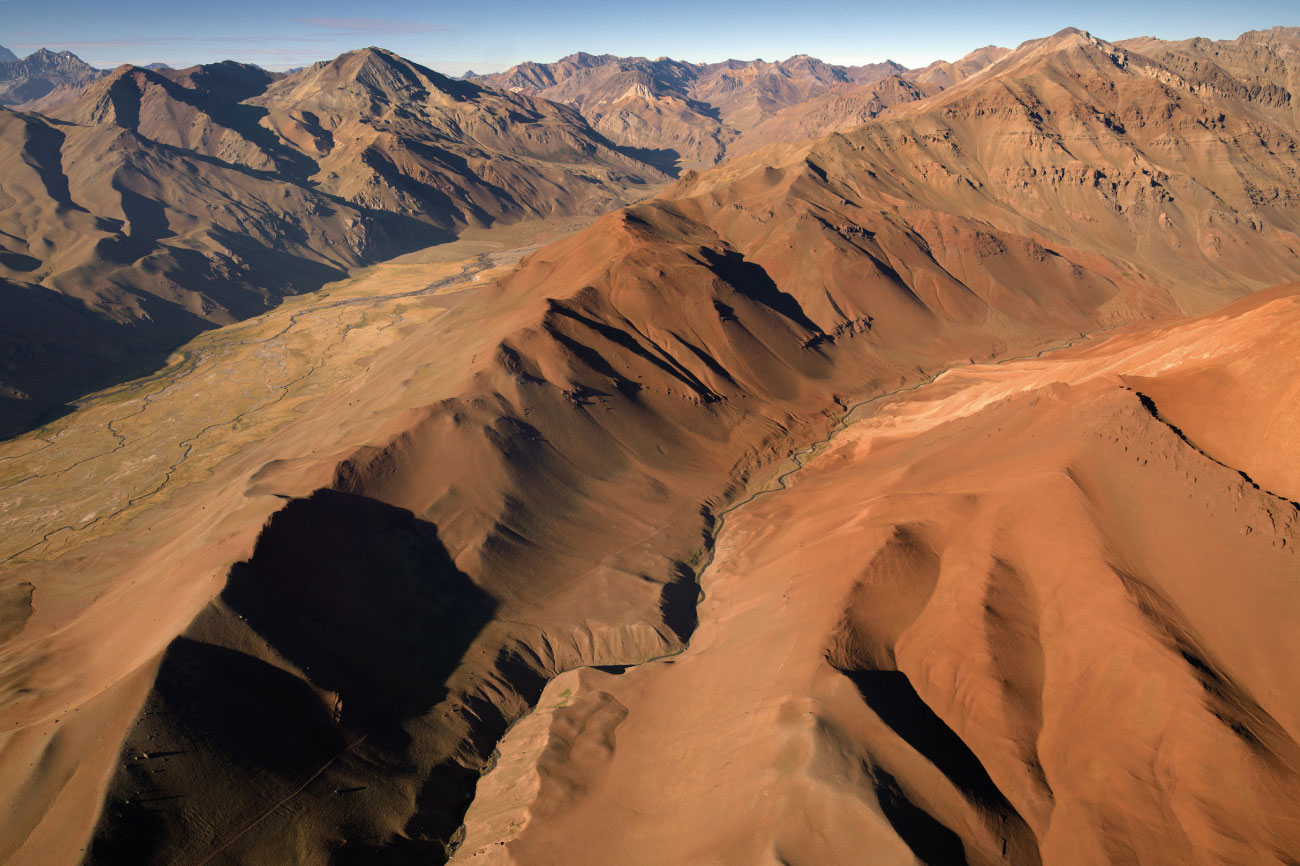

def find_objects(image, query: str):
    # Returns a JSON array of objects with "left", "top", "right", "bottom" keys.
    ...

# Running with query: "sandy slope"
[{"left": 453, "top": 286, "right": 1300, "bottom": 866}]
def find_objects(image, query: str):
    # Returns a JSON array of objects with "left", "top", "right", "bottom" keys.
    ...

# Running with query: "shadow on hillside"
[
  {"left": 89, "top": 491, "right": 498, "bottom": 865},
  {"left": 0, "top": 207, "right": 452, "bottom": 442},
  {"left": 840, "top": 668, "right": 1042, "bottom": 865},
  {"left": 615, "top": 144, "right": 683, "bottom": 176},
  {"left": 0, "top": 277, "right": 213, "bottom": 439},
  {"left": 700, "top": 246, "right": 824, "bottom": 335},
  {"left": 222, "top": 490, "right": 497, "bottom": 740},
  {"left": 845, "top": 670, "right": 1008, "bottom": 806}
]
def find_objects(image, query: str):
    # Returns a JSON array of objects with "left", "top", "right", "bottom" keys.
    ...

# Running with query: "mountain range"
[
  {"left": 473, "top": 50, "right": 970, "bottom": 168},
  {"left": 0, "top": 40, "right": 1035, "bottom": 437},
  {"left": 0, "top": 48, "right": 667, "bottom": 436},
  {"left": 1, "top": 23, "right": 1300, "bottom": 866},
  {"left": 0, "top": 47, "right": 103, "bottom": 105}
]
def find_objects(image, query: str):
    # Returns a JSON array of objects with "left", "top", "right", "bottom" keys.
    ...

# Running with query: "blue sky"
[{"left": 2, "top": 0, "right": 1297, "bottom": 74}]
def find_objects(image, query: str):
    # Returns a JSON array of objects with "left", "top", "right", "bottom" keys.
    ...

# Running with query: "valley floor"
[{"left": 0, "top": 218, "right": 591, "bottom": 568}]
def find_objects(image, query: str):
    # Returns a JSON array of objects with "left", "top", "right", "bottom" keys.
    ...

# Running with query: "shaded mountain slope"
[
  {"left": 249, "top": 48, "right": 664, "bottom": 222},
  {"left": 0, "top": 49, "right": 666, "bottom": 436},
  {"left": 0, "top": 83, "right": 425, "bottom": 436},
  {"left": 0, "top": 48, "right": 103, "bottom": 106}
]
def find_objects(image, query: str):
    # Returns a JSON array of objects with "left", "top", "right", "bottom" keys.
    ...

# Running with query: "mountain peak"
[
  {"left": 10, "top": 47, "right": 98, "bottom": 73},
  {"left": 0, "top": 45, "right": 18, "bottom": 64},
  {"left": 554, "top": 51, "right": 626, "bottom": 71},
  {"left": 27, "top": 47, "right": 81, "bottom": 63},
  {"left": 316, "top": 47, "right": 434, "bottom": 91},
  {"left": 338, "top": 45, "right": 405, "bottom": 68},
  {"left": 985, "top": 25, "right": 1125, "bottom": 71},
  {"left": 0, "top": 45, "right": 103, "bottom": 106},
  {"left": 59, "top": 63, "right": 169, "bottom": 127},
  {"left": 1038, "top": 26, "right": 1104, "bottom": 51},
  {"left": 256, "top": 46, "right": 503, "bottom": 119},
  {"left": 164, "top": 60, "right": 277, "bottom": 101}
]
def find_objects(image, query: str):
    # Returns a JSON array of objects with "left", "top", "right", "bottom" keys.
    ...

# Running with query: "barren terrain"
[{"left": 0, "top": 24, "right": 1298, "bottom": 866}]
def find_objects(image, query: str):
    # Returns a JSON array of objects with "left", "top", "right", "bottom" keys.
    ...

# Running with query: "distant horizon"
[
  {"left": 5, "top": 25, "right": 1298, "bottom": 78},
  {"left": 3, "top": 1, "right": 1297, "bottom": 76}
]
